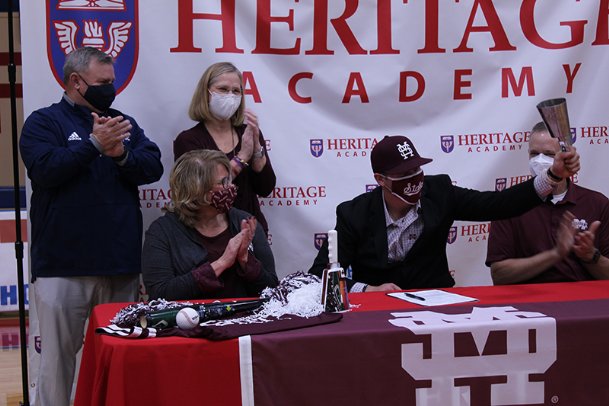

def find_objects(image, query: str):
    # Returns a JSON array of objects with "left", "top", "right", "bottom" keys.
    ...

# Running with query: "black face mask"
[{"left": 78, "top": 75, "right": 116, "bottom": 111}]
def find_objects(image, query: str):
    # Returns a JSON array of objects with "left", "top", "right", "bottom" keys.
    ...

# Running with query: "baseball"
[{"left": 175, "top": 307, "right": 200, "bottom": 330}]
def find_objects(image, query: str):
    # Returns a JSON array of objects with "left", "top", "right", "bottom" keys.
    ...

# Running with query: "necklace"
[
  {"left": 230, "top": 127, "right": 236, "bottom": 154},
  {"left": 206, "top": 123, "right": 237, "bottom": 154}
]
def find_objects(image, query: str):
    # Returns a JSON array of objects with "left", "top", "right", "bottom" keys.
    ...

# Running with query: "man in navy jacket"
[
  {"left": 309, "top": 135, "right": 580, "bottom": 294},
  {"left": 20, "top": 47, "right": 163, "bottom": 406}
]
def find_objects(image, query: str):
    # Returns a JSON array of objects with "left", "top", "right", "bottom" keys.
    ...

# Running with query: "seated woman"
[{"left": 142, "top": 150, "right": 278, "bottom": 300}]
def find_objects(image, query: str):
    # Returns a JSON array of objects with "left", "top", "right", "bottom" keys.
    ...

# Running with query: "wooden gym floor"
[{"left": 0, "top": 314, "right": 25, "bottom": 406}]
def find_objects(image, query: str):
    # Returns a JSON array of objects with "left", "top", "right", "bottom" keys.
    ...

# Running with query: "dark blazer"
[{"left": 309, "top": 174, "right": 542, "bottom": 289}]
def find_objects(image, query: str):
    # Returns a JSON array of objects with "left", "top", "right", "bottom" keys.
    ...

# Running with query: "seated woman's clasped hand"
[{"left": 216, "top": 217, "right": 258, "bottom": 274}]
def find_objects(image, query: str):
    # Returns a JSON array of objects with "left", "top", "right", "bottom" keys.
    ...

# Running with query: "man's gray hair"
[{"left": 62, "top": 47, "right": 113, "bottom": 84}]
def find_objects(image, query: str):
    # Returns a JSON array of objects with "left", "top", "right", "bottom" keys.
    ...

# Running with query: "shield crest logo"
[
  {"left": 35, "top": 335, "right": 42, "bottom": 354},
  {"left": 447, "top": 226, "right": 457, "bottom": 244},
  {"left": 569, "top": 127, "right": 577, "bottom": 144},
  {"left": 314, "top": 233, "right": 328, "bottom": 250},
  {"left": 310, "top": 139, "right": 324, "bottom": 158},
  {"left": 495, "top": 178, "right": 507, "bottom": 192},
  {"left": 440, "top": 135, "right": 454, "bottom": 153},
  {"left": 47, "top": 0, "right": 139, "bottom": 94}
]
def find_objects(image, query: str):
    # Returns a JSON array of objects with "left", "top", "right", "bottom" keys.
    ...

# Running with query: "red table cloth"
[{"left": 75, "top": 280, "right": 609, "bottom": 406}]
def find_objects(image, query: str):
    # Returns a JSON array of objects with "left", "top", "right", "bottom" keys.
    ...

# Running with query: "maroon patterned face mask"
[
  {"left": 209, "top": 184, "right": 238, "bottom": 213},
  {"left": 383, "top": 169, "right": 424, "bottom": 205}
]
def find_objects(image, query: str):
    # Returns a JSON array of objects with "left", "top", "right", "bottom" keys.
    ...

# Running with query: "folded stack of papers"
[{"left": 387, "top": 289, "right": 478, "bottom": 306}]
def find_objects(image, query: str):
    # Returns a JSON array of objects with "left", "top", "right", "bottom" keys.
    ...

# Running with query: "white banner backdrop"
[
  {"left": 0, "top": 210, "right": 28, "bottom": 312},
  {"left": 19, "top": 0, "right": 609, "bottom": 290}
]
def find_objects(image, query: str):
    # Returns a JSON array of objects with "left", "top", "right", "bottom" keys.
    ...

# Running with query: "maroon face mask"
[
  {"left": 209, "top": 184, "right": 238, "bottom": 213},
  {"left": 383, "top": 169, "right": 424, "bottom": 205}
]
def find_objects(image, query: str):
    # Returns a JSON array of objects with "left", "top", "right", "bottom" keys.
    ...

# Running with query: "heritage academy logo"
[
  {"left": 47, "top": 0, "right": 139, "bottom": 93},
  {"left": 309, "top": 137, "right": 378, "bottom": 158},
  {"left": 497, "top": 173, "right": 579, "bottom": 192},
  {"left": 389, "top": 306, "right": 557, "bottom": 405},
  {"left": 495, "top": 178, "right": 507, "bottom": 192},
  {"left": 495, "top": 175, "right": 532, "bottom": 191},
  {"left": 139, "top": 187, "right": 170, "bottom": 209},
  {"left": 259, "top": 185, "right": 326, "bottom": 207},
  {"left": 440, "top": 131, "right": 529, "bottom": 154},
  {"left": 310, "top": 139, "right": 323, "bottom": 158},
  {"left": 447, "top": 223, "right": 490, "bottom": 244},
  {"left": 314, "top": 233, "right": 328, "bottom": 250},
  {"left": 441, "top": 135, "right": 455, "bottom": 153},
  {"left": 35, "top": 335, "right": 42, "bottom": 354},
  {"left": 446, "top": 226, "right": 457, "bottom": 244}
]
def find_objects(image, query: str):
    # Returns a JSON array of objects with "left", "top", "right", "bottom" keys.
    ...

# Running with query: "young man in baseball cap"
[{"left": 309, "top": 135, "right": 580, "bottom": 292}]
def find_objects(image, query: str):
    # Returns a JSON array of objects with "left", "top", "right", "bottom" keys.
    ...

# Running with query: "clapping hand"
[
  {"left": 555, "top": 211, "right": 576, "bottom": 259},
  {"left": 212, "top": 218, "right": 256, "bottom": 276},
  {"left": 237, "top": 217, "right": 257, "bottom": 267},
  {"left": 244, "top": 109, "right": 260, "bottom": 149},
  {"left": 91, "top": 112, "right": 131, "bottom": 158},
  {"left": 238, "top": 109, "right": 259, "bottom": 162},
  {"left": 574, "top": 220, "right": 601, "bottom": 263},
  {"left": 218, "top": 232, "right": 244, "bottom": 272}
]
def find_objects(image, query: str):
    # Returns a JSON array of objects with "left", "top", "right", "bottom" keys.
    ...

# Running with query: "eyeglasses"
[
  {"left": 210, "top": 86, "right": 242, "bottom": 96},
  {"left": 216, "top": 176, "right": 233, "bottom": 188}
]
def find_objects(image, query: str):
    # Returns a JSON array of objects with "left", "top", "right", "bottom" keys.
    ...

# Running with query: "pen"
[{"left": 403, "top": 292, "right": 426, "bottom": 301}]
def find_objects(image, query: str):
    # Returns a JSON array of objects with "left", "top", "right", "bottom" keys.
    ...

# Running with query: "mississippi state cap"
[{"left": 371, "top": 135, "right": 433, "bottom": 175}]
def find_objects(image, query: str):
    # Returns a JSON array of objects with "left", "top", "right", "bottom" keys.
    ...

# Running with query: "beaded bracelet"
[{"left": 232, "top": 155, "right": 249, "bottom": 169}]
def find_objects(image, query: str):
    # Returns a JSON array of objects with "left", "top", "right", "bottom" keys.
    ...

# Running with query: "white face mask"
[
  {"left": 209, "top": 92, "right": 241, "bottom": 120},
  {"left": 529, "top": 153, "right": 554, "bottom": 177}
]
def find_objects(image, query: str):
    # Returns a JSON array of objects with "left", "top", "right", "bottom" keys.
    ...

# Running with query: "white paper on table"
[{"left": 387, "top": 289, "right": 478, "bottom": 306}]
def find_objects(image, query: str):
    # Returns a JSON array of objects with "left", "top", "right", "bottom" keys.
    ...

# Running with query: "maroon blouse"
[{"left": 174, "top": 122, "right": 276, "bottom": 233}]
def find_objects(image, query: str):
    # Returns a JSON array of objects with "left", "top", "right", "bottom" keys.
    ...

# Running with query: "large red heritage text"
[{"left": 170, "top": 0, "right": 609, "bottom": 102}]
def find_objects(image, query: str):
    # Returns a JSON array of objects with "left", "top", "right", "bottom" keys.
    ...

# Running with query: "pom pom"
[
  {"left": 111, "top": 299, "right": 192, "bottom": 328},
  {"left": 202, "top": 272, "right": 325, "bottom": 327}
]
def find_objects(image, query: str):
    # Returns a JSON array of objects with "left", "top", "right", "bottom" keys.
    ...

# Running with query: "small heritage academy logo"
[
  {"left": 495, "top": 178, "right": 507, "bottom": 192},
  {"left": 309, "top": 137, "right": 378, "bottom": 158},
  {"left": 34, "top": 335, "right": 42, "bottom": 354},
  {"left": 440, "top": 135, "right": 454, "bottom": 153},
  {"left": 441, "top": 131, "right": 529, "bottom": 154},
  {"left": 447, "top": 226, "right": 457, "bottom": 244},
  {"left": 310, "top": 139, "right": 324, "bottom": 158},
  {"left": 47, "top": 0, "right": 139, "bottom": 94},
  {"left": 314, "top": 233, "right": 328, "bottom": 250}
]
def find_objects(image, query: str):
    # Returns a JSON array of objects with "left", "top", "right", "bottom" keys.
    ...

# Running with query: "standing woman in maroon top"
[{"left": 174, "top": 62, "right": 276, "bottom": 234}]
